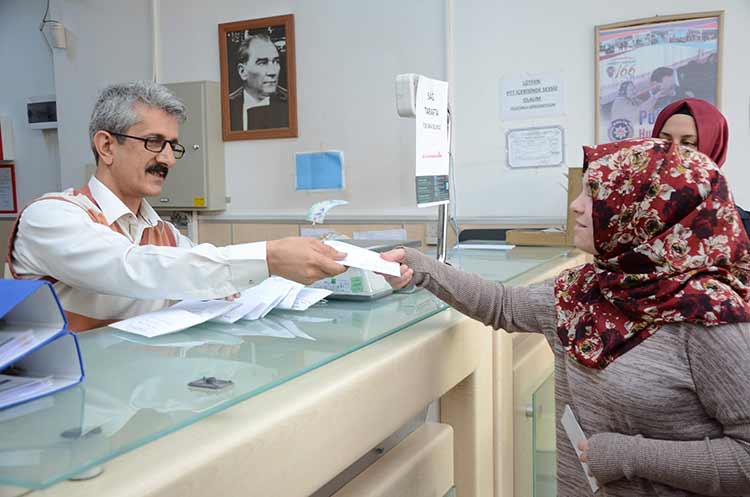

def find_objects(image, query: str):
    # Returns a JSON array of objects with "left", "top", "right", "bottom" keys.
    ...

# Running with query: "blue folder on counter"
[{"left": 0, "top": 279, "right": 84, "bottom": 411}]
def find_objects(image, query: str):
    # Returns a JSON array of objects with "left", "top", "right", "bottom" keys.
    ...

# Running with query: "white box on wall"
[
  {"left": 26, "top": 95, "right": 58, "bottom": 130},
  {"left": 0, "top": 116, "right": 15, "bottom": 161}
]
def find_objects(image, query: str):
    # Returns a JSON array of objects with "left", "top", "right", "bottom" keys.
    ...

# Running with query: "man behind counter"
[{"left": 8, "top": 81, "right": 345, "bottom": 331}]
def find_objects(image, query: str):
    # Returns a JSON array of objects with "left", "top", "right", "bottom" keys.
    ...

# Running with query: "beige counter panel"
[
  {"left": 33, "top": 309, "right": 491, "bottom": 497},
  {"left": 333, "top": 423, "right": 453, "bottom": 497},
  {"left": 197, "top": 221, "right": 232, "bottom": 245},
  {"left": 441, "top": 329, "right": 494, "bottom": 497},
  {"left": 232, "top": 223, "right": 300, "bottom": 243},
  {"left": 0, "top": 219, "right": 14, "bottom": 274},
  {"left": 494, "top": 249, "right": 590, "bottom": 497}
]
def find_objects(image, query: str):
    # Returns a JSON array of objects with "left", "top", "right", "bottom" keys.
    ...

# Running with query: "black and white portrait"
[{"left": 219, "top": 15, "right": 298, "bottom": 140}]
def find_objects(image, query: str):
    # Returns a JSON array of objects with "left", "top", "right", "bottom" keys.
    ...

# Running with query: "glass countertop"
[
  {"left": 0, "top": 245, "right": 570, "bottom": 489},
  {"left": 446, "top": 245, "right": 573, "bottom": 283}
]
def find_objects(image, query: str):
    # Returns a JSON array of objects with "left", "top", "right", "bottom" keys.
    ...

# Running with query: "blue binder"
[{"left": 0, "top": 279, "right": 84, "bottom": 410}]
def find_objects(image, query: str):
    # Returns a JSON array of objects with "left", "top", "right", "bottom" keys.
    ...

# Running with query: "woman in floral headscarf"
[{"left": 381, "top": 138, "right": 750, "bottom": 497}]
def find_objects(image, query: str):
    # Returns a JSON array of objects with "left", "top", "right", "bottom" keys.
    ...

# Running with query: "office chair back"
[{"left": 458, "top": 228, "right": 508, "bottom": 243}]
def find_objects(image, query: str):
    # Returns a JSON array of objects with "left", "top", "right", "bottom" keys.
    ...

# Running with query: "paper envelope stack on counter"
[{"left": 110, "top": 241, "right": 400, "bottom": 339}]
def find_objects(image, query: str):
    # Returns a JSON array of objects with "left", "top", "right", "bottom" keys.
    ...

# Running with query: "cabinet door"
[
  {"left": 532, "top": 372, "right": 557, "bottom": 497},
  {"left": 148, "top": 82, "right": 208, "bottom": 209}
]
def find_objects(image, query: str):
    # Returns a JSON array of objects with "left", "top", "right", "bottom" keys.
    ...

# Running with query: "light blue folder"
[{"left": 0, "top": 279, "right": 84, "bottom": 410}]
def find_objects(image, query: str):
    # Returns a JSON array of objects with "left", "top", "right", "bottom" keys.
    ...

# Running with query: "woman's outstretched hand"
[{"left": 380, "top": 249, "right": 414, "bottom": 289}]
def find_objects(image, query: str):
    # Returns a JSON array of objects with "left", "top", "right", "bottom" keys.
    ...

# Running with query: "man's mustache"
[{"left": 145, "top": 163, "right": 169, "bottom": 178}]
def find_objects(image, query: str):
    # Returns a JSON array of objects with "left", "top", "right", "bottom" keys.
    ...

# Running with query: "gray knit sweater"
[{"left": 404, "top": 248, "right": 750, "bottom": 497}]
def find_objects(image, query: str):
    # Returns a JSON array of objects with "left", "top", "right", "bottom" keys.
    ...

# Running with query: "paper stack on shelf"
[{"left": 0, "top": 279, "right": 84, "bottom": 411}]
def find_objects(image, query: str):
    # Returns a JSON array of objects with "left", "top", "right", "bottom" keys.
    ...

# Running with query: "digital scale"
[{"left": 310, "top": 239, "right": 421, "bottom": 301}]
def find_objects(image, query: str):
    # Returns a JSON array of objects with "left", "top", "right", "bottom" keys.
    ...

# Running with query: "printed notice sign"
[
  {"left": 415, "top": 76, "right": 450, "bottom": 207},
  {"left": 0, "top": 164, "right": 17, "bottom": 213},
  {"left": 501, "top": 72, "right": 564, "bottom": 121},
  {"left": 506, "top": 126, "right": 565, "bottom": 168}
]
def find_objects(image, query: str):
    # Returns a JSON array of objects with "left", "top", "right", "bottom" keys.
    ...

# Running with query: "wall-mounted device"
[
  {"left": 41, "top": 21, "right": 67, "bottom": 49},
  {"left": 27, "top": 96, "right": 58, "bottom": 130},
  {"left": 395, "top": 73, "right": 419, "bottom": 118}
]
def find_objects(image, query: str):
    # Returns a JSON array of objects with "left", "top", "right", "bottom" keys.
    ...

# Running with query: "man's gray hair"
[{"left": 88, "top": 81, "right": 187, "bottom": 162}]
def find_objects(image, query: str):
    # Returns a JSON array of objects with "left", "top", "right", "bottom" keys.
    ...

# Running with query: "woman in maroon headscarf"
[
  {"left": 652, "top": 98, "right": 750, "bottom": 233},
  {"left": 381, "top": 138, "right": 750, "bottom": 496}
]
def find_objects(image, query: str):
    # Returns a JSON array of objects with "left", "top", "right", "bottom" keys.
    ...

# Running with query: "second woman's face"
[
  {"left": 570, "top": 180, "right": 597, "bottom": 255},
  {"left": 658, "top": 114, "right": 698, "bottom": 149}
]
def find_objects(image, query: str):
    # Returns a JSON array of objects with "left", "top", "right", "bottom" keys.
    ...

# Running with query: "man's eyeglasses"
[{"left": 107, "top": 131, "right": 186, "bottom": 159}]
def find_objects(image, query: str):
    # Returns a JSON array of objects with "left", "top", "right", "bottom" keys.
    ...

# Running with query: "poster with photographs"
[
  {"left": 219, "top": 14, "right": 298, "bottom": 141},
  {"left": 596, "top": 12, "right": 722, "bottom": 143}
]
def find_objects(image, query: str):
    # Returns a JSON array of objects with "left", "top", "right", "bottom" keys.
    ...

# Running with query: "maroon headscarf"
[
  {"left": 554, "top": 138, "right": 750, "bottom": 369},
  {"left": 651, "top": 98, "right": 729, "bottom": 167}
]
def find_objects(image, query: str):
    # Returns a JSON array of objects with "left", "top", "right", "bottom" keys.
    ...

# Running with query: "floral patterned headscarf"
[{"left": 554, "top": 138, "right": 750, "bottom": 369}]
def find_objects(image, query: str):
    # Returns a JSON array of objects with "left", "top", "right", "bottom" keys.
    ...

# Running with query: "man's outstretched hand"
[{"left": 267, "top": 237, "right": 347, "bottom": 285}]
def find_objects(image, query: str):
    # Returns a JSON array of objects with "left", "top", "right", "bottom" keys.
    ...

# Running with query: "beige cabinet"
[{"left": 147, "top": 81, "right": 226, "bottom": 211}]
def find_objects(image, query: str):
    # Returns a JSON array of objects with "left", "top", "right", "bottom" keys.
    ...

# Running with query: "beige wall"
[
  {"left": 196, "top": 221, "right": 555, "bottom": 249},
  {"left": 0, "top": 219, "right": 14, "bottom": 275}
]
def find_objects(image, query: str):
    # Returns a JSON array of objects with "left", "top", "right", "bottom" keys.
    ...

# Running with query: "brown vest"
[{"left": 7, "top": 185, "right": 177, "bottom": 332}]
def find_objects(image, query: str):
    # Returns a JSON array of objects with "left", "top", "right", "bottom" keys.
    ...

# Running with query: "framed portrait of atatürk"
[{"left": 219, "top": 14, "right": 298, "bottom": 141}]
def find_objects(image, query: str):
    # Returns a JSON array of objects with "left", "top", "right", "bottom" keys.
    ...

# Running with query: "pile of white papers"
[
  {"left": 110, "top": 277, "right": 332, "bottom": 338},
  {"left": 110, "top": 300, "right": 239, "bottom": 338},
  {"left": 0, "top": 374, "right": 54, "bottom": 408},
  {"left": 0, "top": 331, "right": 37, "bottom": 367},
  {"left": 210, "top": 277, "right": 333, "bottom": 324},
  {"left": 110, "top": 242, "right": 400, "bottom": 339}
]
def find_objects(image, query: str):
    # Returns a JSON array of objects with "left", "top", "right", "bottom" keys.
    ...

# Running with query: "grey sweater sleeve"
[
  {"left": 403, "top": 247, "right": 557, "bottom": 333},
  {"left": 587, "top": 323, "right": 750, "bottom": 495}
]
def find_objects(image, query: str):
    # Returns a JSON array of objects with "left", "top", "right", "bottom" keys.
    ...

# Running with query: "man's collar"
[
  {"left": 87, "top": 176, "right": 160, "bottom": 227},
  {"left": 243, "top": 89, "right": 270, "bottom": 109}
]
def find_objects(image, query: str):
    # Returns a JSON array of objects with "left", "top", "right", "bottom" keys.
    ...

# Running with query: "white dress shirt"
[
  {"left": 242, "top": 89, "right": 270, "bottom": 130},
  {"left": 11, "top": 176, "right": 269, "bottom": 320}
]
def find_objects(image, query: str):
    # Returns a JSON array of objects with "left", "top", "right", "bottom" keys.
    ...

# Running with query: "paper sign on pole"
[{"left": 415, "top": 76, "right": 449, "bottom": 208}]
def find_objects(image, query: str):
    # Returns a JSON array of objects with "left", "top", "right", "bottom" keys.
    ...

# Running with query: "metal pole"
[
  {"left": 437, "top": 0, "right": 454, "bottom": 264},
  {"left": 436, "top": 203, "right": 449, "bottom": 263}
]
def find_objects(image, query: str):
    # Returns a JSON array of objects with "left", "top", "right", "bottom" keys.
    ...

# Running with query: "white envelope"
[{"left": 561, "top": 404, "right": 600, "bottom": 493}]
